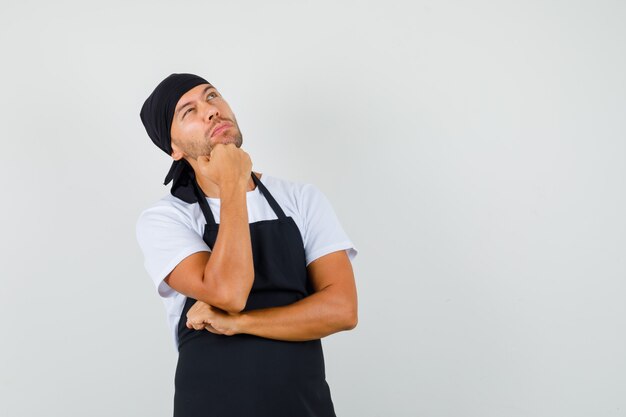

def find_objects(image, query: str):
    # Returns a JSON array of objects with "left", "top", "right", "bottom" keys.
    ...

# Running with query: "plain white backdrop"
[{"left": 1, "top": 1, "right": 625, "bottom": 416}]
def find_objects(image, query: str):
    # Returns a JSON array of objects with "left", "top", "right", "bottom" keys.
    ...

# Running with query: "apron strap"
[
  {"left": 193, "top": 172, "right": 287, "bottom": 227},
  {"left": 251, "top": 172, "right": 286, "bottom": 219},
  {"left": 192, "top": 177, "right": 217, "bottom": 226}
]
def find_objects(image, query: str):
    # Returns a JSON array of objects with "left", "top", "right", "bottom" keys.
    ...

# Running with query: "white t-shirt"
[{"left": 135, "top": 173, "right": 358, "bottom": 348}]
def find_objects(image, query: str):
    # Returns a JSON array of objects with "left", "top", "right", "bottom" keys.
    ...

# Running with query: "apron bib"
[{"left": 173, "top": 173, "right": 337, "bottom": 417}]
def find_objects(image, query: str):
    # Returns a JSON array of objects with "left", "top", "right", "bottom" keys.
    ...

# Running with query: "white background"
[{"left": 1, "top": 1, "right": 625, "bottom": 416}]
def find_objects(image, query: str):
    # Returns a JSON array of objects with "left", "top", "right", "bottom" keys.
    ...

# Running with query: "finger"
[
  {"left": 205, "top": 324, "right": 222, "bottom": 334},
  {"left": 186, "top": 320, "right": 199, "bottom": 329}
]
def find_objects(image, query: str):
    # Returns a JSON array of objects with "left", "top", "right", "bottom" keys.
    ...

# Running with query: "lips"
[{"left": 211, "top": 122, "right": 232, "bottom": 137}]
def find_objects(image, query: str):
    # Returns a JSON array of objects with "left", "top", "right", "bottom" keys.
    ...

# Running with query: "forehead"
[{"left": 175, "top": 83, "right": 215, "bottom": 109}]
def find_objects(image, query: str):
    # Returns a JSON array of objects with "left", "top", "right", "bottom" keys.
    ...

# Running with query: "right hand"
[{"left": 196, "top": 143, "right": 252, "bottom": 189}]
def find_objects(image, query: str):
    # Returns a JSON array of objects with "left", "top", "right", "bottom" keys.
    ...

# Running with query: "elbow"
[
  {"left": 219, "top": 297, "right": 247, "bottom": 314},
  {"left": 196, "top": 293, "right": 246, "bottom": 314},
  {"left": 201, "top": 268, "right": 252, "bottom": 313},
  {"left": 217, "top": 278, "right": 252, "bottom": 313},
  {"left": 341, "top": 307, "right": 358, "bottom": 331},
  {"left": 207, "top": 288, "right": 248, "bottom": 314},
  {"left": 346, "top": 313, "right": 358, "bottom": 330}
]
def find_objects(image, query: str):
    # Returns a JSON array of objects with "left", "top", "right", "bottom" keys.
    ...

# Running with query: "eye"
[
  {"left": 182, "top": 107, "right": 194, "bottom": 119},
  {"left": 207, "top": 92, "right": 217, "bottom": 100}
]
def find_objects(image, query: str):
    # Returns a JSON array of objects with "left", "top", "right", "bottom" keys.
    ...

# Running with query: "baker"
[{"left": 136, "top": 73, "right": 359, "bottom": 416}]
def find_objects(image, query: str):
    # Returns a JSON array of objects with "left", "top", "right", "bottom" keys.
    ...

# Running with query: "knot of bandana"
[{"left": 139, "top": 73, "right": 209, "bottom": 202}]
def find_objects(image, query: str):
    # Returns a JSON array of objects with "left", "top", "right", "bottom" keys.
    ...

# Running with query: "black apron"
[{"left": 173, "top": 172, "right": 337, "bottom": 417}]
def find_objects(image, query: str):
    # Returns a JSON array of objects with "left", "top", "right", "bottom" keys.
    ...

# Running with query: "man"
[{"left": 136, "top": 73, "right": 358, "bottom": 416}]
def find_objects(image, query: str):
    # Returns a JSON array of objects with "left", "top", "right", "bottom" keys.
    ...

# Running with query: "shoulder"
[
  {"left": 260, "top": 173, "right": 307, "bottom": 196},
  {"left": 261, "top": 173, "right": 325, "bottom": 211},
  {"left": 262, "top": 174, "right": 357, "bottom": 266},
  {"left": 261, "top": 173, "right": 337, "bottom": 234},
  {"left": 135, "top": 193, "right": 199, "bottom": 236}
]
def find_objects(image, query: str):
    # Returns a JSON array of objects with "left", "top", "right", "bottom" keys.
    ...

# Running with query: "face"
[{"left": 170, "top": 83, "right": 243, "bottom": 161}]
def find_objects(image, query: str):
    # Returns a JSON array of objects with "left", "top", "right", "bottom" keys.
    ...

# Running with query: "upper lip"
[{"left": 210, "top": 122, "right": 232, "bottom": 137}]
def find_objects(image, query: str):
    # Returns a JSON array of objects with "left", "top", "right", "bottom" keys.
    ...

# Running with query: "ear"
[{"left": 171, "top": 142, "right": 185, "bottom": 161}]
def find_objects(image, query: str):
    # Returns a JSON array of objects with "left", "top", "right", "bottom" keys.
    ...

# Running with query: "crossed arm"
[
  {"left": 163, "top": 182, "right": 357, "bottom": 342},
  {"left": 185, "top": 249, "right": 358, "bottom": 341}
]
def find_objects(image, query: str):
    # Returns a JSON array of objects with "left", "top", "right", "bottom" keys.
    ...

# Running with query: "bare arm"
[
  {"left": 164, "top": 182, "right": 253, "bottom": 313},
  {"left": 203, "top": 183, "right": 254, "bottom": 310},
  {"left": 164, "top": 145, "right": 255, "bottom": 313},
  {"left": 186, "top": 250, "right": 358, "bottom": 341}
]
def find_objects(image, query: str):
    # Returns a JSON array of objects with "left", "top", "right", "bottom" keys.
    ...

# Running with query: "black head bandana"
[{"left": 140, "top": 73, "right": 210, "bottom": 203}]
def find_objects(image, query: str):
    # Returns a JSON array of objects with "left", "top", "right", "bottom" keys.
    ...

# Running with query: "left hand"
[{"left": 186, "top": 300, "right": 242, "bottom": 336}]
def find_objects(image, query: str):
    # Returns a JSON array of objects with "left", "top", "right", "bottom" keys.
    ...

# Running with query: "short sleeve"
[
  {"left": 135, "top": 206, "right": 210, "bottom": 297},
  {"left": 299, "top": 184, "right": 358, "bottom": 266}
]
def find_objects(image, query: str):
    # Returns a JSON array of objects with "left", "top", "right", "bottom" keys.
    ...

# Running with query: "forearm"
[
  {"left": 203, "top": 182, "right": 254, "bottom": 311},
  {"left": 237, "top": 286, "right": 357, "bottom": 342}
]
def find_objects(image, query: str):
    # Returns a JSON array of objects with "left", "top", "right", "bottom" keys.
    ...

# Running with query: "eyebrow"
[{"left": 175, "top": 85, "right": 215, "bottom": 116}]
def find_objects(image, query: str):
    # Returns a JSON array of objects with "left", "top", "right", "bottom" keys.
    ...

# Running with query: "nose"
[{"left": 200, "top": 101, "right": 219, "bottom": 122}]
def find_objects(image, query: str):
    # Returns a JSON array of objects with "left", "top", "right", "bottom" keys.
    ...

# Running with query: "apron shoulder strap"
[
  {"left": 193, "top": 172, "right": 287, "bottom": 226},
  {"left": 252, "top": 173, "right": 286, "bottom": 219},
  {"left": 192, "top": 178, "right": 217, "bottom": 226}
]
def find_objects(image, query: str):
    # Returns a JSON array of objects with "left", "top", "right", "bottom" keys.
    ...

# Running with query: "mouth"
[{"left": 210, "top": 122, "right": 232, "bottom": 138}]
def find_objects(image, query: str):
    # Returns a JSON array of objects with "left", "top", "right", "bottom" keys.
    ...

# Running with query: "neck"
[{"left": 194, "top": 170, "right": 260, "bottom": 199}]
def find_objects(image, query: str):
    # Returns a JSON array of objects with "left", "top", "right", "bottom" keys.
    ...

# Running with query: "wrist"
[
  {"left": 219, "top": 179, "right": 249, "bottom": 199},
  {"left": 220, "top": 177, "right": 248, "bottom": 191},
  {"left": 235, "top": 312, "right": 252, "bottom": 335}
]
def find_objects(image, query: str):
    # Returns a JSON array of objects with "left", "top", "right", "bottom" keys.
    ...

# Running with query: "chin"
[{"left": 214, "top": 134, "right": 242, "bottom": 147}]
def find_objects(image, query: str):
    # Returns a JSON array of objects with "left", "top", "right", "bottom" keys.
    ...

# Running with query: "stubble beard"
[{"left": 185, "top": 128, "right": 244, "bottom": 160}]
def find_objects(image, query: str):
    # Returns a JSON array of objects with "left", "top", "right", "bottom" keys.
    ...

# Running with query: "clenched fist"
[
  {"left": 197, "top": 143, "right": 252, "bottom": 189},
  {"left": 186, "top": 300, "right": 242, "bottom": 336}
]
